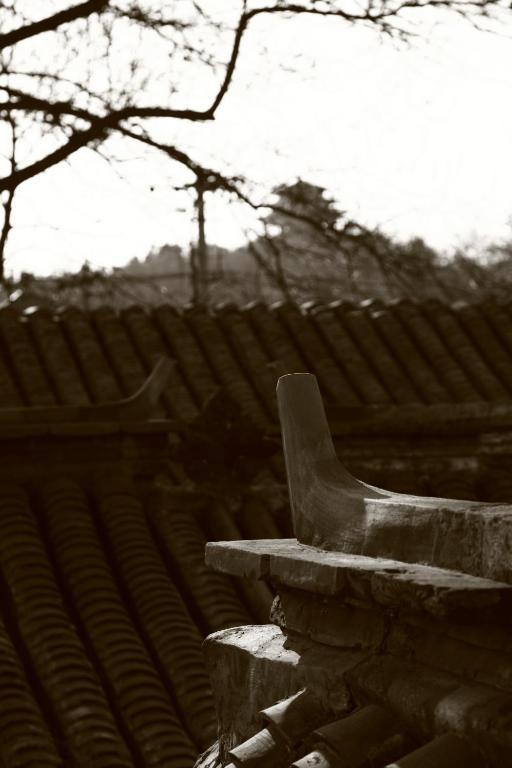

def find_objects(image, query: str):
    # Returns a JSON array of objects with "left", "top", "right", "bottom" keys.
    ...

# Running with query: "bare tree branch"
[
  {"left": 1, "top": 0, "right": 508, "bottom": 194},
  {"left": 0, "top": 0, "right": 110, "bottom": 50},
  {"left": 0, "top": 122, "right": 109, "bottom": 192}
]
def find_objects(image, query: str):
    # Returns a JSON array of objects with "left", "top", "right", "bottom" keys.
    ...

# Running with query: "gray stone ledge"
[{"left": 206, "top": 539, "right": 512, "bottom": 620}]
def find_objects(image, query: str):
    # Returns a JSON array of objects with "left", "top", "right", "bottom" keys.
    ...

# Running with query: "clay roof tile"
[
  {"left": 245, "top": 302, "right": 307, "bottom": 374},
  {"left": 150, "top": 503, "right": 252, "bottom": 634},
  {"left": 310, "top": 306, "right": 388, "bottom": 405},
  {"left": 0, "top": 485, "right": 132, "bottom": 767},
  {"left": 229, "top": 726, "right": 291, "bottom": 768},
  {"left": 274, "top": 303, "right": 360, "bottom": 405},
  {"left": 335, "top": 305, "right": 421, "bottom": 404},
  {"left": 216, "top": 305, "right": 278, "bottom": 419},
  {"left": 313, "top": 705, "right": 410, "bottom": 765},
  {"left": 368, "top": 306, "right": 450, "bottom": 404},
  {"left": 453, "top": 303, "right": 512, "bottom": 394},
  {"left": 423, "top": 302, "right": 509, "bottom": 401},
  {"left": 387, "top": 733, "right": 483, "bottom": 767},
  {"left": 91, "top": 306, "right": 146, "bottom": 397},
  {"left": 391, "top": 302, "right": 480, "bottom": 402},
  {"left": 154, "top": 305, "right": 217, "bottom": 407},
  {"left": 0, "top": 300, "right": 511, "bottom": 412},
  {"left": 122, "top": 306, "right": 198, "bottom": 420},
  {"left": 479, "top": 301, "right": 512, "bottom": 358},
  {"left": 261, "top": 689, "right": 333, "bottom": 747},
  {"left": 40, "top": 477, "right": 197, "bottom": 764},
  {"left": 0, "top": 614, "right": 62, "bottom": 767},
  {"left": 59, "top": 307, "right": 122, "bottom": 403},
  {"left": 292, "top": 747, "right": 337, "bottom": 768},
  {"left": 28, "top": 310, "right": 90, "bottom": 405},
  {"left": 0, "top": 308, "right": 56, "bottom": 406},
  {"left": 94, "top": 472, "right": 216, "bottom": 749},
  {"left": 183, "top": 306, "right": 270, "bottom": 429}
]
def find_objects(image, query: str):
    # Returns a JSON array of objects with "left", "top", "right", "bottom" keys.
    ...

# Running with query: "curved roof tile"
[
  {"left": 0, "top": 486, "right": 132, "bottom": 767},
  {"left": 423, "top": 301, "right": 509, "bottom": 400},
  {"left": 41, "top": 478, "right": 197, "bottom": 767},
  {"left": 28, "top": 310, "right": 90, "bottom": 405},
  {"left": 244, "top": 302, "right": 307, "bottom": 374},
  {"left": 0, "top": 463, "right": 290, "bottom": 767},
  {"left": 480, "top": 301, "right": 512, "bottom": 359},
  {"left": 454, "top": 303, "right": 512, "bottom": 394},
  {"left": 335, "top": 305, "right": 421, "bottom": 404},
  {"left": 274, "top": 303, "right": 360, "bottom": 405},
  {"left": 368, "top": 306, "right": 450, "bottom": 403},
  {"left": 154, "top": 305, "right": 217, "bottom": 408},
  {"left": 0, "top": 309, "right": 56, "bottom": 406},
  {"left": 122, "top": 306, "right": 197, "bottom": 420},
  {"left": 151, "top": 505, "right": 252, "bottom": 634},
  {"left": 0, "top": 614, "right": 62, "bottom": 767},
  {"left": 92, "top": 307, "right": 147, "bottom": 397},
  {"left": 216, "top": 305, "right": 278, "bottom": 420},
  {"left": 95, "top": 473, "right": 216, "bottom": 750},
  {"left": 59, "top": 308, "right": 122, "bottom": 403},
  {"left": 184, "top": 307, "right": 270, "bottom": 429},
  {"left": 311, "top": 306, "right": 387, "bottom": 405},
  {"left": 390, "top": 301, "right": 481, "bottom": 402}
]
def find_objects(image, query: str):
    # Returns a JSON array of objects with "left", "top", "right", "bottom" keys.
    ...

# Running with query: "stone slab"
[
  {"left": 206, "top": 539, "right": 512, "bottom": 620},
  {"left": 203, "top": 624, "right": 362, "bottom": 759},
  {"left": 362, "top": 500, "right": 512, "bottom": 584}
]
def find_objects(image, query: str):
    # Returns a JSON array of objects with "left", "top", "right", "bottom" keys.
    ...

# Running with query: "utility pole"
[
  {"left": 190, "top": 172, "right": 224, "bottom": 304},
  {"left": 194, "top": 175, "right": 208, "bottom": 304}
]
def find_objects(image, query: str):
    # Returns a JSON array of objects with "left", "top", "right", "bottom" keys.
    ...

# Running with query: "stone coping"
[{"left": 206, "top": 539, "right": 512, "bottom": 620}]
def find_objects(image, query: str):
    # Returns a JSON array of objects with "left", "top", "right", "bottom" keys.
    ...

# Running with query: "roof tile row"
[
  {"left": 0, "top": 478, "right": 288, "bottom": 767},
  {"left": 2, "top": 300, "right": 512, "bottom": 416},
  {"left": 42, "top": 478, "right": 196, "bottom": 767}
]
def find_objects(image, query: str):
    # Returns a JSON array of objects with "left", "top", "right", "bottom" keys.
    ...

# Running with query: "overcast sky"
[{"left": 5, "top": 7, "right": 512, "bottom": 277}]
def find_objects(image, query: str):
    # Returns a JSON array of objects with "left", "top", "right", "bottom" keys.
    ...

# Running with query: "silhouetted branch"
[
  {"left": 1, "top": 0, "right": 506, "bottom": 194},
  {"left": 0, "top": 0, "right": 109, "bottom": 50}
]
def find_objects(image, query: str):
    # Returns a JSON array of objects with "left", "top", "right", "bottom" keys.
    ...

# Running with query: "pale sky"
[{"left": 4, "top": 6, "right": 512, "bottom": 277}]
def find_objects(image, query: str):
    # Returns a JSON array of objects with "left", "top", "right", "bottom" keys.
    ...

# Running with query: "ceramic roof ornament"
[{"left": 277, "top": 372, "right": 512, "bottom": 581}]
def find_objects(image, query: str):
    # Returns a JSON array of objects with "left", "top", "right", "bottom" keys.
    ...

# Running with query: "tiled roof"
[
  {"left": 2, "top": 299, "right": 512, "bottom": 766},
  {"left": 2, "top": 300, "right": 512, "bottom": 417},
  {"left": 221, "top": 692, "right": 483, "bottom": 768},
  {"left": 0, "top": 473, "right": 283, "bottom": 767}
]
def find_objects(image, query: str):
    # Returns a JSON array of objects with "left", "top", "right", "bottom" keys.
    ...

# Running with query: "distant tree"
[
  {"left": 445, "top": 226, "right": 512, "bottom": 300},
  {"left": 247, "top": 179, "right": 397, "bottom": 301},
  {"left": 266, "top": 180, "right": 341, "bottom": 241},
  {"left": 383, "top": 237, "right": 450, "bottom": 299}
]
